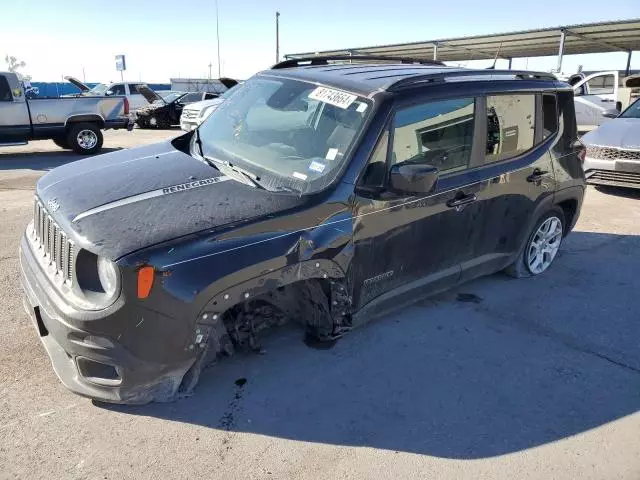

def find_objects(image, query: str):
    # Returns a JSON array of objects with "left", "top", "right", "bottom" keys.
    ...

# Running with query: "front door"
[
  {"left": 573, "top": 71, "right": 618, "bottom": 131},
  {"left": 0, "top": 74, "right": 30, "bottom": 143},
  {"left": 351, "top": 96, "right": 485, "bottom": 317}
]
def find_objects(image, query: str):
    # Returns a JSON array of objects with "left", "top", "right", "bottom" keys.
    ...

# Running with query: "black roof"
[{"left": 261, "top": 62, "right": 560, "bottom": 97}]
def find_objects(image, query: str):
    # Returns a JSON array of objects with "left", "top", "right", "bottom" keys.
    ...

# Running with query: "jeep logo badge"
[{"left": 47, "top": 198, "right": 60, "bottom": 213}]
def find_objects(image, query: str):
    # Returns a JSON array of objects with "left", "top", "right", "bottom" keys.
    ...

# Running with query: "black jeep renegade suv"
[{"left": 20, "top": 57, "right": 585, "bottom": 403}]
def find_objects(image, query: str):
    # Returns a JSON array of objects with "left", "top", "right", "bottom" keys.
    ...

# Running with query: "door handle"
[
  {"left": 446, "top": 193, "right": 477, "bottom": 209},
  {"left": 526, "top": 169, "right": 548, "bottom": 183},
  {"left": 602, "top": 98, "right": 615, "bottom": 102}
]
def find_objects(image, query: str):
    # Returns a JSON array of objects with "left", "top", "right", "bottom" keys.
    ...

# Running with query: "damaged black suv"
[{"left": 20, "top": 56, "right": 585, "bottom": 404}]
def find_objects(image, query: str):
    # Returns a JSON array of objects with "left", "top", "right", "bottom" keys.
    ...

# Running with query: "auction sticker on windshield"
[{"left": 309, "top": 86, "right": 357, "bottom": 109}]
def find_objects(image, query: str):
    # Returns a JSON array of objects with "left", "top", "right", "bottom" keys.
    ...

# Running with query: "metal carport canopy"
[{"left": 286, "top": 18, "right": 640, "bottom": 69}]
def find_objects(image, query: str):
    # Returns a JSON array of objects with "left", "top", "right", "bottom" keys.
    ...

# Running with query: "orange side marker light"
[{"left": 137, "top": 266, "right": 155, "bottom": 299}]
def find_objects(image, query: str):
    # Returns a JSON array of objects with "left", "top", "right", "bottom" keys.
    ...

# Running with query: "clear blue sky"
[{"left": 1, "top": 0, "right": 639, "bottom": 82}]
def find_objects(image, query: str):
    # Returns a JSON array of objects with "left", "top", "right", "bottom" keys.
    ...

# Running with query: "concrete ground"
[{"left": 0, "top": 130, "right": 638, "bottom": 480}]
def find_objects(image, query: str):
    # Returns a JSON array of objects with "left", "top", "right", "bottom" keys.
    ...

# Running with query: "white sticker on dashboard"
[
  {"left": 325, "top": 148, "right": 339, "bottom": 160},
  {"left": 292, "top": 171, "right": 308, "bottom": 180},
  {"left": 309, "top": 86, "right": 357, "bottom": 109},
  {"left": 356, "top": 102, "right": 368, "bottom": 113}
]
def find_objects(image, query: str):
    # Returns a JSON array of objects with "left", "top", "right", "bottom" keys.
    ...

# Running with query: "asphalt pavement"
[{"left": 0, "top": 130, "right": 638, "bottom": 480}]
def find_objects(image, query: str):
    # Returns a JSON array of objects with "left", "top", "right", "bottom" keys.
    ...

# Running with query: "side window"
[
  {"left": 0, "top": 76, "right": 12, "bottom": 102},
  {"left": 391, "top": 97, "right": 475, "bottom": 174},
  {"left": 128, "top": 84, "right": 143, "bottom": 95},
  {"left": 109, "top": 84, "right": 126, "bottom": 96},
  {"left": 182, "top": 93, "right": 201, "bottom": 103},
  {"left": 586, "top": 74, "right": 615, "bottom": 95},
  {"left": 542, "top": 94, "right": 558, "bottom": 140},
  {"left": 486, "top": 94, "right": 535, "bottom": 163}
]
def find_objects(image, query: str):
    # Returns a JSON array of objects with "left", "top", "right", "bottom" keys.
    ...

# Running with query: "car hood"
[
  {"left": 64, "top": 76, "right": 91, "bottom": 92},
  {"left": 183, "top": 97, "right": 225, "bottom": 112},
  {"left": 582, "top": 117, "right": 640, "bottom": 150},
  {"left": 35, "top": 139, "right": 307, "bottom": 259},
  {"left": 136, "top": 84, "right": 164, "bottom": 104}
]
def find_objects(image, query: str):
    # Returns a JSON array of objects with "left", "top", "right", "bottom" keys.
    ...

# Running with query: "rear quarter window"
[{"left": 0, "top": 76, "right": 12, "bottom": 101}]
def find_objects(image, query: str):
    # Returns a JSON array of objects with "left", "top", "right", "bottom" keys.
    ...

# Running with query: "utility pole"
[
  {"left": 82, "top": 67, "right": 86, "bottom": 82},
  {"left": 275, "top": 11, "right": 280, "bottom": 63},
  {"left": 216, "top": 0, "right": 221, "bottom": 77},
  {"left": 208, "top": 62, "right": 212, "bottom": 80}
]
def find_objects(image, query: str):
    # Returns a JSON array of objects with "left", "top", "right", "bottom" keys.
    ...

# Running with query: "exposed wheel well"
[
  {"left": 556, "top": 198, "right": 578, "bottom": 235},
  {"left": 66, "top": 115, "right": 105, "bottom": 129}
]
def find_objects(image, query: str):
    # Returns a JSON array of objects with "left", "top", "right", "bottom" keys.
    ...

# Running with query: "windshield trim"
[{"left": 619, "top": 98, "right": 640, "bottom": 118}]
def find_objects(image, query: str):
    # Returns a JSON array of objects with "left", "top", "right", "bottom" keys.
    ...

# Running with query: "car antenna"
[{"left": 487, "top": 42, "right": 503, "bottom": 70}]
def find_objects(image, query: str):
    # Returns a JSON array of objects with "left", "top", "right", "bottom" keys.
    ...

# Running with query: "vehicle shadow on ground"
[
  {"left": 595, "top": 185, "right": 640, "bottom": 199},
  {"left": 0, "top": 148, "right": 122, "bottom": 171},
  {"left": 99, "top": 231, "right": 640, "bottom": 459}
]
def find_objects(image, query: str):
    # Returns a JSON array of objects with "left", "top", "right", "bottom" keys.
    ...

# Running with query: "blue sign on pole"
[{"left": 115, "top": 55, "right": 126, "bottom": 71}]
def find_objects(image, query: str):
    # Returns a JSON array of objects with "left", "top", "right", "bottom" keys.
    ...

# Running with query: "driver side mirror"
[
  {"left": 602, "top": 108, "right": 620, "bottom": 119},
  {"left": 389, "top": 163, "right": 438, "bottom": 195}
]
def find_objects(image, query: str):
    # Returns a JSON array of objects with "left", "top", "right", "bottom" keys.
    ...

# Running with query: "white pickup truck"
[{"left": 0, "top": 72, "right": 132, "bottom": 154}]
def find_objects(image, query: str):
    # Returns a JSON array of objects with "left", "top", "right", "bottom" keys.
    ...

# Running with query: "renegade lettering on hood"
[{"left": 73, "top": 176, "right": 231, "bottom": 222}]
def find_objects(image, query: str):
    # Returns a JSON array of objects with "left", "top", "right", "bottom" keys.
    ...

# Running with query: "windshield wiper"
[
  {"left": 203, "top": 155, "right": 265, "bottom": 189},
  {"left": 227, "top": 162, "right": 265, "bottom": 190}
]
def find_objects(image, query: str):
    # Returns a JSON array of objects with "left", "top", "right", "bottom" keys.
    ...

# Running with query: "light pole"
[
  {"left": 276, "top": 11, "right": 280, "bottom": 63},
  {"left": 216, "top": 0, "right": 221, "bottom": 77}
]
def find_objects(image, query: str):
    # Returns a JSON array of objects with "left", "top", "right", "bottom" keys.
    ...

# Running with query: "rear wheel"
[
  {"left": 52, "top": 137, "right": 71, "bottom": 149},
  {"left": 505, "top": 207, "right": 565, "bottom": 278},
  {"left": 67, "top": 122, "right": 103, "bottom": 154}
]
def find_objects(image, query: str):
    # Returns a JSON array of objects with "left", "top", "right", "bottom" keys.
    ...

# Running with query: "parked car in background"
[
  {"left": 180, "top": 79, "right": 240, "bottom": 131},
  {"left": 134, "top": 88, "right": 218, "bottom": 129},
  {"left": 19, "top": 57, "right": 585, "bottom": 403},
  {"left": 0, "top": 72, "right": 131, "bottom": 154},
  {"left": 583, "top": 98, "right": 640, "bottom": 189},
  {"left": 63, "top": 77, "right": 170, "bottom": 111}
]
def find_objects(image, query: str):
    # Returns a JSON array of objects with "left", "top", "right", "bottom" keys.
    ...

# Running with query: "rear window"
[{"left": 485, "top": 94, "right": 535, "bottom": 163}]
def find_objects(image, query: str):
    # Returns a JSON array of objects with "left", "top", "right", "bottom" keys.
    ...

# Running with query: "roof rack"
[
  {"left": 272, "top": 55, "right": 445, "bottom": 69},
  {"left": 388, "top": 69, "right": 558, "bottom": 91}
]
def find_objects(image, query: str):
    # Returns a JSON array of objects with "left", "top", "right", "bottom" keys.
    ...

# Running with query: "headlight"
[
  {"left": 73, "top": 250, "right": 121, "bottom": 310},
  {"left": 97, "top": 256, "right": 119, "bottom": 297}
]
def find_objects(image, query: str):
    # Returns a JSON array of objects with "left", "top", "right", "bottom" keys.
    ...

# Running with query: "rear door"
[
  {"left": 457, "top": 92, "right": 557, "bottom": 282},
  {"left": 351, "top": 95, "right": 486, "bottom": 314},
  {"left": 0, "top": 74, "right": 31, "bottom": 143},
  {"left": 573, "top": 71, "right": 618, "bottom": 131}
]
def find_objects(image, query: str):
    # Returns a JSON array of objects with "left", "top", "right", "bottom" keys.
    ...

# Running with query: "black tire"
[
  {"left": 52, "top": 137, "right": 71, "bottom": 149},
  {"left": 504, "top": 207, "right": 565, "bottom": 278},
  {"left": 67, "top": 122, "right": 103, "bottom": 154}
]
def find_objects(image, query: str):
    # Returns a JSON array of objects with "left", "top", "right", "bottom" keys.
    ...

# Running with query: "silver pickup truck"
[{"left": 0, "top": 72, "right": 132, "bottom": 154}]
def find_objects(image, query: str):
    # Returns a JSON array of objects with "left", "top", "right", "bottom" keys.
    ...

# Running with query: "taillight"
[{"left": 123, "top": 97, "right": 130, "bottom": 116}]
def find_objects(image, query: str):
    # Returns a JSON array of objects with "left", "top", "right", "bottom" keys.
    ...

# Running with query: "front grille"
[
  {"left": 587, "top": 169, "right": 640, "bottom": 188},
  {"left": 586, "top": 146, "right": 640, "bottom": 161},
  {"left": 33, "top": 199, "right": 74, "bottom": 283},
  {"left": 182, "top": 109, "right": 197, "bottom": 120}
]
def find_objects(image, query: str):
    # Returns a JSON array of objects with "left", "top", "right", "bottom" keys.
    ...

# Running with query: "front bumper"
[
  {"left": 19, "top": 234, "right": 194, "bottom": 404},
  {"left": 584, "top": 157, "right": 640, "bottom": 189}
]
